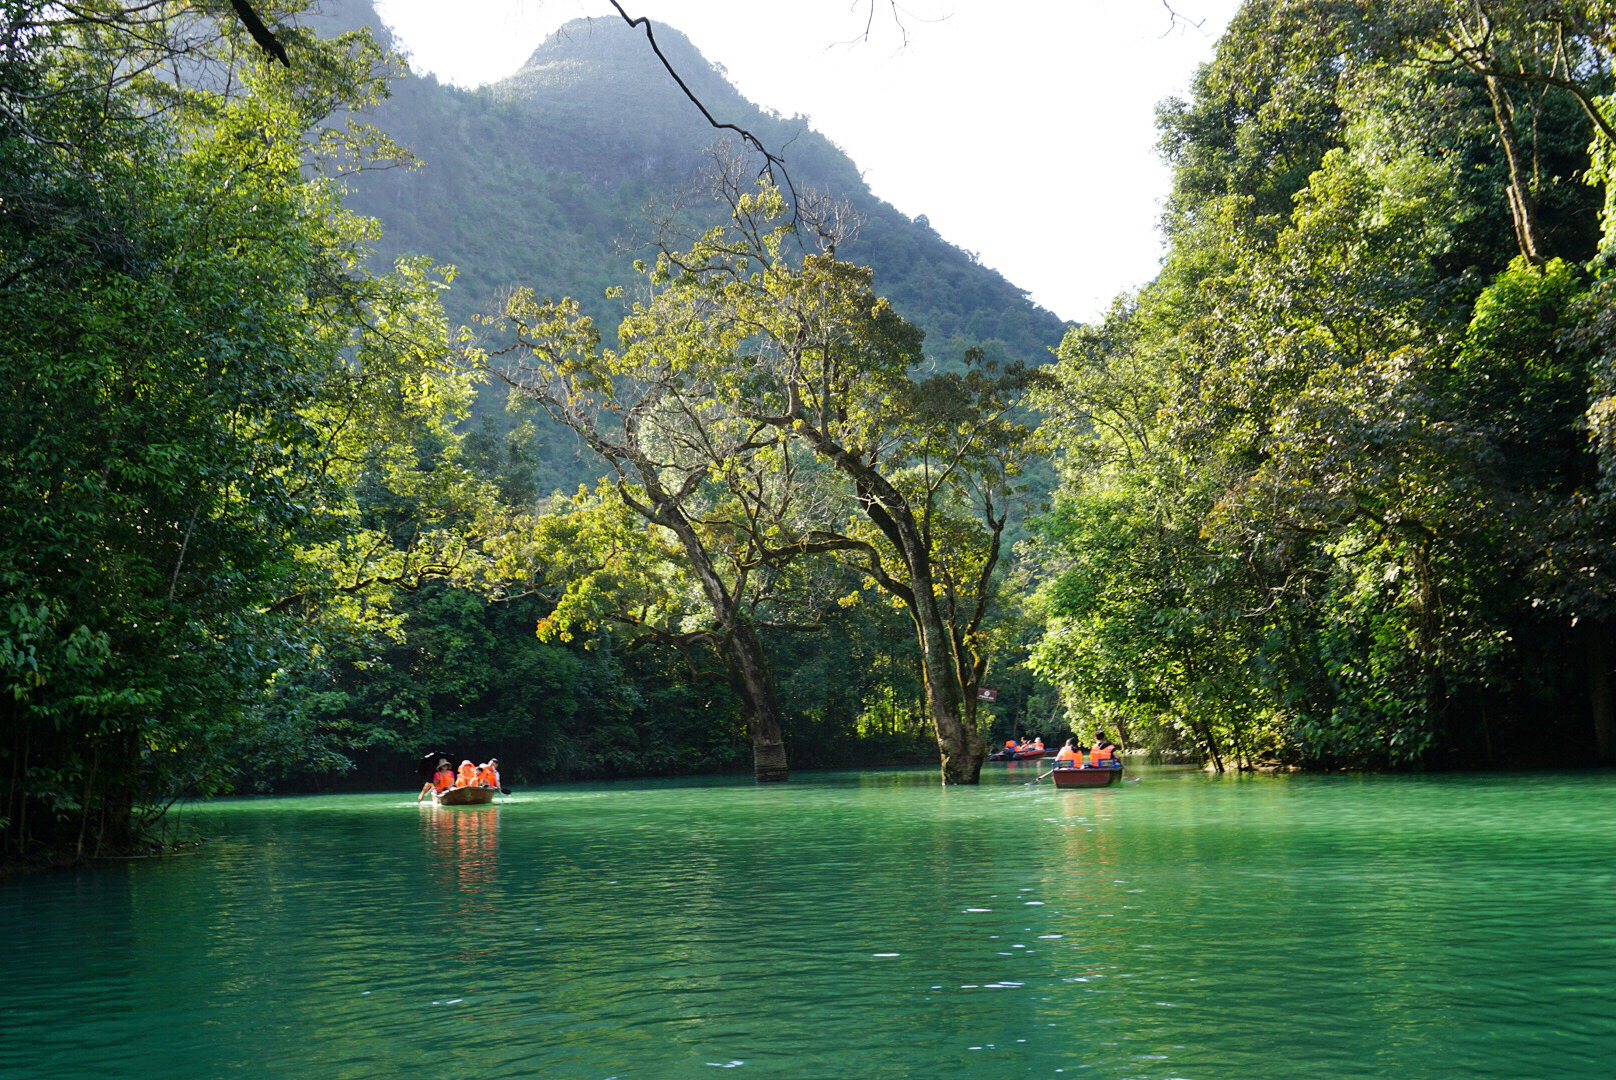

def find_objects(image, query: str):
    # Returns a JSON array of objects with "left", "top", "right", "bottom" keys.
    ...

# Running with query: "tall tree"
[
  {"left": 647, "top": 169, "right": 1040, "bottom": 783},
  {"left": 488, "top": 288, "right": 834, "bottom": 783}
]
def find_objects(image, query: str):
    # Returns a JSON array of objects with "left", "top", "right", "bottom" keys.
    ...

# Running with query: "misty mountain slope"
[{"left": 337, "top": 7, "right": 1069, "bottom": 368}]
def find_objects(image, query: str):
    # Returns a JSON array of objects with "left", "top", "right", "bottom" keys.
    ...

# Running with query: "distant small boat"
[
  {"left": 990, "top": 746, "right": 1049, "bottom": 761},
  {"left": 433, "top": 786, "right": 497, "bottom": 806},
  {"left": 1051, "top": 766, "right": 1122, "bottom": 788}
]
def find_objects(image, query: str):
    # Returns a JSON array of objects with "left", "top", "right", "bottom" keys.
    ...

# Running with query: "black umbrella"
[{"left": 417, "top": 752, "right": 452, "bottom": 781}]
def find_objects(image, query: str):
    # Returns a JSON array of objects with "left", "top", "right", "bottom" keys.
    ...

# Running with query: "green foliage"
[
  {"left": 1028, "top": 0, "right": 1616, "bottom": 771},
  {"left": 0, "top": 1, "right": 487, "bottom": 857}
]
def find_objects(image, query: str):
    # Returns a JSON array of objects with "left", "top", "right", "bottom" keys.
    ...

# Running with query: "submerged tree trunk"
[
  {"left": 861, "top": 476, "right": 986, "bottom": 784},
  {"left": 722, "top": 621, "right": 790, "bottom": 783},
  {"left": 657, "top": 496, "right": 790, "bottom": 783},
  {"left": 1202, "top": 722, "right": 1225, "bottom": 774},
  {"left": 912, "top": 585, "right": 984, "bottom": 784},
  {"left": 780, "top": 418, "right": 989, "bottom": 783}
]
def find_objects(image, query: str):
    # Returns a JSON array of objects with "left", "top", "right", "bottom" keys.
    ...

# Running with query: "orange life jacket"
[
  {"left": 1090, "top": 746, "right": 1114, "bottom": 765},
  {"left": 1056, "top": 747, "right": 1079, "bottom": 762},
  {"left": 455, "top": 763, "right": 476, "bottom": 787},
  {"left": 433, "top": 770, "right": 454, "bottom": 793},
  {"left": 477, "top": 766, "right": 498, "bottom": 788},
  {"left": 1005, "top": 741, "right": 1016, "bottom": 749}
]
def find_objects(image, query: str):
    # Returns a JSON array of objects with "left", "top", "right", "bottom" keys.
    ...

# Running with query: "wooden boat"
[
  {"left": 433, "top": 785, "right": 497, "bottom": 806},
  {"left": 1051, "top": 765, "right": 1123, "bottom": 788}
]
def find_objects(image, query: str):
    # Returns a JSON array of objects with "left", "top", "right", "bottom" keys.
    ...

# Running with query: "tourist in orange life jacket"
[
  {"left": 1090, "top": 731, "right": 1119, "bottom": 767},
  {"left": 1055, "top": 738, "right": 1082, "bottom": 768},
  {"left": 454, "top": 760, "right": 477, "bottom": 787},
  {"left": 476, "top": 759, "right": 500, "bottom": 789},
  {"left": 417, "top": 759, "right": 454, "bottom": 802}
]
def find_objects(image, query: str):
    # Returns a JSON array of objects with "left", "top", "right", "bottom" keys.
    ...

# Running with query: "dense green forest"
[
  {"left": 1026, "top": 0, "right": 1616, "bottom": 771},
  {"left": 5, "top": 0, "right": 1615, "bottom": 862}
]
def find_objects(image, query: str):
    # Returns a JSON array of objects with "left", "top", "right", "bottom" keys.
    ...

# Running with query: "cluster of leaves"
[{"left": 1026, "top": 0, "right": 1616, "bottom": 770}]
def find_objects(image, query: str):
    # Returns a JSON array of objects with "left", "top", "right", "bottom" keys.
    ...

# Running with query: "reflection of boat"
[
  {"left": 434, "top": 786, "right": 497, "bottom": 806},
  {"left": 1051, "top": 765, "right": 1122, "bottom": 788},
  {"left": 990, "top": 746, "right": 1049, "bottom": 761}
]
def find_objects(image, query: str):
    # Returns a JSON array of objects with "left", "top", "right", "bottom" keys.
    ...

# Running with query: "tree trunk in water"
[
  {"left": 908, "top": 547, "right": 985, "bottom": 784},
  {"left": 648, "top": 489, "right": 791, "bottom": 784},
  {"left": 1111, "top": 713, "right": 1134, "bottom": 756},
  {"left": 1591, "top": 622, "right": 1614, "bottom": 765},
  {"left": 723, "top": 621, "right": 790, "bottom": 783},
  {"left": 1203, "top": 723, "right": 1225, "bottom": 774},
  {"left": 787, "top": 421, "right": 987, "bottom": 782}
]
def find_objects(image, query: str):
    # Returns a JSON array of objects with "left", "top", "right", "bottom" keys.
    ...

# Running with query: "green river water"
[{"left": 5, "top": 765, "right": 1614, "bottom": 1080}]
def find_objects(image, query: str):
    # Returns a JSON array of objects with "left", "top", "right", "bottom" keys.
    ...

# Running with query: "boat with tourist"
[
  {"left": 417, "top": 754, "right": 504, "bottom": 804},
  {"left": 1051, "top": 764, "right": 1123, "bottom": 788},
  {"left": 990, "top": 740, "right": 1048, "bottom": 761}
]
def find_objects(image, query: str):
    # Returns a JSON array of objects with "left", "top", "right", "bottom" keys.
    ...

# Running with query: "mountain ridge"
[{"left": 330, "top": 4, "right": 1069, "bottom": 369}]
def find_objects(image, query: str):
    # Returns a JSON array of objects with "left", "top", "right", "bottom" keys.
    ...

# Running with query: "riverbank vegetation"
[
  {"left": 6, "top": 0, "right": 1616, "bottom": 861},
  {"left": 1026, "top": 0, "right": 1616, "bottom": 771},
  {"left": 0, "top": 0, "right": 488, "bottom": 858}
]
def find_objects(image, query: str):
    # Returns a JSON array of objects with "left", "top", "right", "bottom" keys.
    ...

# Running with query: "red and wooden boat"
[
  {"left": 990, "top": 746, "right": 1049, "bottom": 761},
  {"left": 433, "top": 786, "right": 497, "bottom": 806},
  {"left": 1051, "top": 765, "right": 1123, "bottom": 788}
]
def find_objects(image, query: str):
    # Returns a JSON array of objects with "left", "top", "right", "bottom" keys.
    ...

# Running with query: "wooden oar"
[{"left": 1026, "top": 768, "right": 1057, "bottom": 785}]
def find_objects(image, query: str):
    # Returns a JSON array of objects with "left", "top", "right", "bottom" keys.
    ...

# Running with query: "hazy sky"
[{"left": 370, "top": 0, "right": 1243, "bottom": 323}]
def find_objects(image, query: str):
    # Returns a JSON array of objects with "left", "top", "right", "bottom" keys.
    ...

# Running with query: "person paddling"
[
  {"left": 418, "top": 759, "right": 454, "bottom": 802},
  {"left": 477, "top": 758, "right": 501, "bottom": 789}
]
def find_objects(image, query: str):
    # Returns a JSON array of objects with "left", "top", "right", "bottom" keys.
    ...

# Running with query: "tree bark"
[
  {"left": 911, "top": 568, "right": 984, "bottom": 784},
  {"left": 1484, "top": 75, "right": 1547, "bottom": 264},
  {"left": 721, "top": 620, "right": 790, "bottom": 782},
  {"left": 652, "top": 487, "right": 790, "bottom": 783},
  {"left": 1202, "top": 722, "right": 1225, "bottom": 774},
  {"left": 791, "top": 431, "right": 987, "bottom": 783}
]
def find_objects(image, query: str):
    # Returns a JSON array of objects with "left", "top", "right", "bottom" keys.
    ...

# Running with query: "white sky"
[{"left": 370, "top": 0, "right": 1243, "bottom": 323}]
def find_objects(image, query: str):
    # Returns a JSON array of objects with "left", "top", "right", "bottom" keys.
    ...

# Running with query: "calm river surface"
[{"left": 6, "top": 765, "right": 1615, "bottom": 1079}]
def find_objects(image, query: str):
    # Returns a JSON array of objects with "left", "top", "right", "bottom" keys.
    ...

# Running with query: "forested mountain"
[{"left": 333, "top": 3, "right": 1067, "bottom": 371}]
